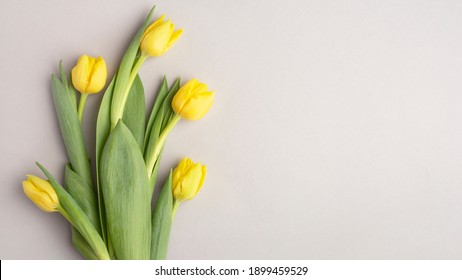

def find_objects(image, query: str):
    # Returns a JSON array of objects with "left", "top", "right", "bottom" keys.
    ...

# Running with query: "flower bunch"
[{"left": 21, "top": 6, "right": 215, "bottom": 260}]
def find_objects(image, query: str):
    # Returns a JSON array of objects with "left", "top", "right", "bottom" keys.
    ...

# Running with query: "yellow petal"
[
  {"left": 142, "top": 15, "right": 166, "bottom": 39},
  {"left": 71, "top": 55, "right": 91, "bottom": 93},
  {"left": 167, "top": 29, "right": 183, "bottom": 49},
  {"left": 140, "top": 15, "right": 182, "bottom": 57},
  {"left": 141, "top": 20, "right": 173, "bottom": 56},
  {"left": 171, "top": 79, "right": 198, "bottom": 114},
  {"left": 27, "top": 175, "right": 58, "bottom": 203},
  {"left": 22, "top": 179, "right": 57, "bottom": 212},
  {"left": 171, "top": 158, "right": 207, "bottom": 201},
  {"left": 196, "top": 165, "right": 207, "bottom": 196},
  {"left": 180, "top": 91, "right": 215, "bottom": 120},
  {"left": 86, "top": 57, "right": 107, "bottom": 94}
]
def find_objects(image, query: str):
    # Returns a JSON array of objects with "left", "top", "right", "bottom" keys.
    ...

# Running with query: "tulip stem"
[
  {"left": 111, "top": 55, "right": 147, "bottom": 128},
  {"left": 77, "top": 93, "right": 88, "bottom": 122},
  {"left": 146, "top": 115, "right": 181, "bottom": 178},
  {"left": 129, "top": 55, "right": 147, "bottom": 86},
  {"left": 172, "top": 199, "right": 180, "bottom": 219}
]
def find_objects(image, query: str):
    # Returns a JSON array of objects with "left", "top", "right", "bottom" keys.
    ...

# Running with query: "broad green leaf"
[
  {"left": 111, "top": 6, "right": 155, "bottom": 127},
  {"left": 37, "top": 163, "right": 109, "bottom": 260},
  {"left": 65, "top": 164, "right": 100, "bottom": 260},
  {"left": 51, "top": 74, "right": 99, "bottom": 232},
  {"left": 96, "top": 77, "right": 115, "bottom": 169},
  {"left": 100, "top": 121, "right": 151, "bottom": 260},
  {"left": 95, "top": 76, "right": 116, "bottom": 244},
  {"left": 144, "top": 77, "right": 168, "bottom": 151},
  {"left": 122, "top": 75, "right": 145, "bottom": 150},
  {"left": 107, "top": 234, "right": 117, "bottom": 260},
  {"left": 59, "top": 61, "right": 68, "bottom": 89},
  {"left": 72, "top": 229, "right": 98, "bottom": 260},
  {"left": 59, "top": 61, "right": 77, "bottom": 111},
  {"left": 65, "top": 165, "right": 99, "bottom": 230},
  {"left": 59, "top": 61, "right": 77, "bottom": 114},
  {"left": 151, "top": 171, "right": 173, "bottom": 260},
  {"left": 64, "top": 164, "right": 99, "bottom": 227},
  {"left": 51, "top": 75, "right": 92, "bottom": 185},
  {"left": 96, "top": 7, "right": 154, "bottom": 238},
  {"left": 68, "top": 82, "right": 77, "bottom": 112},
  {"left": 95, "top": 74, "right": 146, "bottom": 245}
]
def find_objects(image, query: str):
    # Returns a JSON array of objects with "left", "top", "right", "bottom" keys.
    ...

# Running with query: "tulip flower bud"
[
  {"left": 22, "top": 175, "right": 59, "bottom": 212},
  {"left": 172, "top": 79, "right": 215, "bottom": 120},
  {"left": 172, "top": 158, "right": 206, "bottom": 202},
  {"left": 71, "top": 55, "right": 107, "bottom": 94},
  {"left": 140, "top": 15, "right": 183, "bottom": 57}
]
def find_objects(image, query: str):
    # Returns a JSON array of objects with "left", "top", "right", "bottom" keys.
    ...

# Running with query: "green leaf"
[
  {"left": 68, "top": 81, "right": 77, "bottom": 112},
  {"left": 96, "top": 78, "right": 115, "bottom": 169},
  {"left": 144, "top": 78, "right": 180, "bottom": 163},
  {"left": 59, "top": 61, "right": 77, "bottom": 111},
  {"left": 145, "top": 105, "right": 164, "bottom": 193},
  {"left": 144, "top": 105, "right": 164, "bottom": 166},
  {"left": 65, "top": 164, "right": 100, "bottom": 259},
  {"left": 72, "top": 229, "right": 98, "bottom": 260},
  {"left": 65, "top": 165, "right": 99, "bottom": 231},
  {"left": 122, "top": 75, "right": 145, "bottom": 150},
  {"left": 95, "top": 76, "right": 116, "bottom": 244},
  {"left": 151, "top": 171, "right": 173, "bottom": 260},
  {"left": 96, "top": 74, "right": 146, "bottom": 243},
  {"left": 144, "top": 76, "right": 168, "bottom": 151},
  {"left": 144, "top": 78, "right": 181, "bottom": 192},
  {"left": 148, "top": 152, "right": 163, "bottom": 191},
  {"left": 111, "top": 6, "right": 155, "bottom": 127},
  {"left": 37, "top": 163, "right": 109, "bottom": 260},
  {"left": 161, "top": 78, "right": 181, "bottom": 130},
  {"left": 51, "top": 74, "right": 99, "bottom": 232},
  {"left": 107, "top": 234, "right": 117, "bottom": 260},
  {"left": 59, "top": 61, "right": 68, "bottom": 89},
  {"left": 51, "top": 75, "right": 92, "bottom": 184},
  {"left": 100, "top": 121, "right": 151, "bottom": 260}
]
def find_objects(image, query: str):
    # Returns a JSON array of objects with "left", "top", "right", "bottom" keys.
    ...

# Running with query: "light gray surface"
[{"left": 1, "top": 0, "right": 462, "bottom": 259}]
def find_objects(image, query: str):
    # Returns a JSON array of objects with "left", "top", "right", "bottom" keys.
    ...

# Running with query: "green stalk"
[
  {"left": 146, "top": 115, "right": 181, "bottom": 178},
  {"left": 111, "top": 55, "right": 147, "bottom": 129},
  {"left": 77, "top": 93, "right": 88, "bottom": 122},
  {"left": 172, "top": 199, "right": 180, "bottom": 219},
  {"left": 110, "top": 6, "right": 155, "bottom": 129}
]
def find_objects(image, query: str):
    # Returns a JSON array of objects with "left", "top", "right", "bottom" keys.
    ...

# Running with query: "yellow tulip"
[
  {"left": 172, "top": 158, "right": 207, "bottom": 202},
  {"left": 140, "top": 15, "right": 183, "bottom": 57},
  {"left": 71, "top": 55, "right": 107, "bottom": 94},
  {"left": 22, "top": 175, "right": 59, "bottom": 212},
  {"left": 172, "top": 79, "right": 215, "bottom": 120}
]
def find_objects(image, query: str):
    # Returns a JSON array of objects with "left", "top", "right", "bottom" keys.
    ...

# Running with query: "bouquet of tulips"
[{"left": 21, "top": 6, "right": 214, "bottom": 260}]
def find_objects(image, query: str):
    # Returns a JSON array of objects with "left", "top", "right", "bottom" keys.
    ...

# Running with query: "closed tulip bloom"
[
  {"left": 140, "top": 15, "right": 183, "bottom": 57},
  {"left": 22, "top": 175, "right": 59, "bottom": 212},
  {"left": 71, "top": 55, "right": 107, "bottom": 94},
  {"left": 172, "top": 79, "right": 215, "bottom": 120},
  {"left": 172, "top": 158, "right": 206, "bottom": 202}
]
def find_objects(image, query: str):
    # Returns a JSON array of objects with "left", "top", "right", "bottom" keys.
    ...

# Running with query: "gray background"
[{"left": 1, "top": 0, "right": 461, "bottom": 259}]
